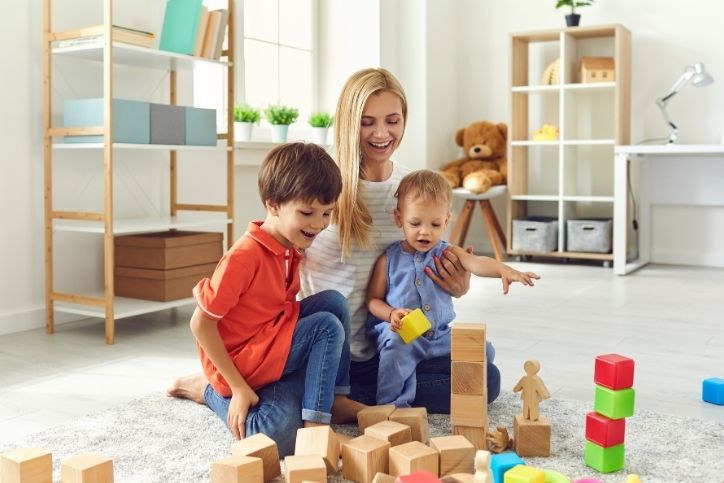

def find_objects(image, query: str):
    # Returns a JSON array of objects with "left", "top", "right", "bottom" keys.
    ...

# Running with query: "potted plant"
[
  {"left": 233, "top": 104, "right": 261, "bottom": 142},
  {"left": 555, "top": 0, "right": 593, "bottom": 27},
  {"left": 307, "top": 111, "right": 334, "bottom": 145},
  {"left": 264, "top": 105, "right": 299, "bottom": 143}
]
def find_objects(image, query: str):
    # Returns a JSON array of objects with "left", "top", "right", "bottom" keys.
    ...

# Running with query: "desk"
[{"left": 614, "top": 144, "right": 724, "bottom": 275}]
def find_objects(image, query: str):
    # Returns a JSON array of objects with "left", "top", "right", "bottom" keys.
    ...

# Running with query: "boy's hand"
[
  {"left": 227, "top": 384, "right": 260, "bottom": 440},
  {"left": 389, "top": 308, "right": 410, "bottom": 331},
  {"left": 500, "top": 265, "right": 540, "bottom": 294}
]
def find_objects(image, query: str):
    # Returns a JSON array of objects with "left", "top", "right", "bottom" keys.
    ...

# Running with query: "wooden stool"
[{"left": 449, "top": 186, "right": 507, "bottom": 261}]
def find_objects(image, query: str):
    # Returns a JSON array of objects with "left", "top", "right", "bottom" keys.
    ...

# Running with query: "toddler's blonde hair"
[{"left": 395, "top": 170, "right": 453, "bottom": 210}]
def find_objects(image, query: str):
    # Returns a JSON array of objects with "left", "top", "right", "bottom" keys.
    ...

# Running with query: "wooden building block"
[
  {"left": 60, "top": 453, "right": 113, "bottom": 483},
  {"left": 593, "top": 386, "right": 635, "bottom": 419},
  {"left": 294, "top": 426, "right": 339, "bottom": 473},
  {"left": 372, "top": 472, "right": 397, "bottom": 483},
  {"left": 395, "top": 470, "right": 442, "bottom": 482},
  {"left": 503, "top": 464, "right": 545, "bottom": 483},
  {"left": 513, "top": 414, "right": 550, "bottom": 457},
  {"left": 584, "top": 412, "right": 625, "bottom": 448},
  {"left": 342, "top": 435, "right": 391, "bottom": 483},
  {"left": 365, "top": 420, "right": 413, "bottom": 447},
  {"left": 389, "top": 441, "right": 439, "bottom": 478},
  {"left": 451, "top": 323, "right": 486, "bottom": 362},
  {"left": 231, "top": 432, "right": 281, "bottom": 481},
  {"left": 443, "top": 474, "right": 474, "bottom": 483},
  {"left": 337, "top": 433, "right": 353, "bottom": 454},
  {"left": 452, "top": 426, "right": 487, "bottom": 452},
  {"left": 0, "top": 447, "right": 52, "bottom": 483},
  {"left": 451, "top": 394, "right": 488, "bottom": 429},
  {"left": 283, "top": 455, "right": 327, "bottom": 483},
  {"left": 429, "top": 435, "right": 475, "bottom": 476},
  {"left": 211, "top": 455, "right": 263, "bottom": 483},
  {"left": 594, "top": 354, "right": 634, "bottom": 390},
  {"left": 389, "top": 407, "right": 429, "bottom": 443},
  {"left": 452, "top": 361, "right": 485, "bottom": 396},
  {"left": 358, "top": 404, "right": 396, "bottom": 432}
]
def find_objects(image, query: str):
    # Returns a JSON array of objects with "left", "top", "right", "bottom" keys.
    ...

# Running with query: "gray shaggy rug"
[{"left": 1, "top": 391, "right": 721, "bottom": 482}]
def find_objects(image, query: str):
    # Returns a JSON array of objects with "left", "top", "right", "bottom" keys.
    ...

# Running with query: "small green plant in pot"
[
  {"left": 265, "top": 105, "right": 299, "bottom": 142},
  {"left": 555, "top": 0, "right": 594, "bottom": 27},
  {"left": 308, "top": 111, "right": 334, "bottom": 145},
  {"left": 233, "top": 104, "right": 261, "bottom": 141}
]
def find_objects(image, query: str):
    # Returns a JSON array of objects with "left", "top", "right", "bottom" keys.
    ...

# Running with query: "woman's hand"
[
  {"left": 500, "top": 265, "right": 540, "bottom": 294},
  {"left": 424, "top": 246, "right": 473, "bottom": 298},
  {"left": 227, "top": 384, "right": 260, "bottom": 440}
]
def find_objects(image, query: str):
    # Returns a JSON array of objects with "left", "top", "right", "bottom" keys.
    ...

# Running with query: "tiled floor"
[{"left": 1, "top": 262, "right": 723, "bottom": 447}]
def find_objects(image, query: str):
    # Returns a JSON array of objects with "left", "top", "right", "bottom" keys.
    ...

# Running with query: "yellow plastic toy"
[
  {"left": 397, "top": 308, "right": 432, "bottom": 344},
  {"left": 532, "top": 124, "right": 559, "bottom": 141}
]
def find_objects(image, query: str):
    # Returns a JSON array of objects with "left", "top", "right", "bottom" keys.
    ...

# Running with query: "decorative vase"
[
  {"left": 234, "top": 122, "right": 253, "bottom": 142},
  {"left": 565, "top": 14, "right": 581, "bottom": 27},
  {"left": 270, "top": 124, "right": 289, "bottom": 143},
  {"left": 310, "top": 127, "right": 329, "bottom": 145}
]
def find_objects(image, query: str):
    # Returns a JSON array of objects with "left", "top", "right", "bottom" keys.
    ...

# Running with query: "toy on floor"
[
  {"left": 702, "top": 377, "right": 724, "bottom": 405},
  {"left": 0, "top": 447, "right": 53, "bottom": 483},
  {"left": 512, "top": 359, "right": 551, "bottom": 456},
  {"left": 486, "top": 426, "right": 513, "bottom": 453},
  {"left": 532, "top": 124, "right": 559, "bottom": 141},
  {"left": 398, "top": 308, "right": 433, "bottom": 344},
  {"left": 624, "top": 474, "right": 641, "bottom": 483},
  {"left": 473, "top": 450, "right": 492, "bottom": 483}
]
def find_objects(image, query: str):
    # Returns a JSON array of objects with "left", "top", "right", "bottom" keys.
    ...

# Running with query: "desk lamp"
[{"left": 656, "top": 62, "right": 714, "bottom": 144}]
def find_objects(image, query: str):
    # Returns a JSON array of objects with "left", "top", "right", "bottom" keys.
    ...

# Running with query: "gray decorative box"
[
  {"left": 150, "top": 103, "right": 186, "bottom": 145},
  {"left": 566, "top": 218, "right": 612, "bottom": 253},
  {"left": 512, "top": 217, "right": 558, "bottom": 253}
]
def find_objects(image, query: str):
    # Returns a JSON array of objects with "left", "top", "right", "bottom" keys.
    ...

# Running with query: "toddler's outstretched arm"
[{"left": 449, "top": 245, "right": 540, "bottom": 294}]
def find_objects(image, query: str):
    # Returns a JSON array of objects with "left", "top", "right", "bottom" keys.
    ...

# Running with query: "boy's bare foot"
[
  {"left": 167, "top": 372, "right": 208, "bottom": 405},
  {"left": 330, "top": 395, "right": 367, "bottom": 424}
]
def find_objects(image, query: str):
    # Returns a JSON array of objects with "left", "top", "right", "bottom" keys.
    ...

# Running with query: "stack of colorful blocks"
[{"left": 584, "top": 354, "right": 635, "bottom": 473}]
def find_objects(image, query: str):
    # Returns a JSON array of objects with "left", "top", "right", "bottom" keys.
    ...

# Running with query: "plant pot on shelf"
[
  {"left": 234, "top": 122, "right": 253, "bottom": 142},
  {"left": 310, "top": 127, "right": 329, "bottom": 145},
  {"left": 565, "top": 13, "right": 581, "bottom": 26},
  {"left": 270, "top": 124, "right": 289, "bottom": 143}
]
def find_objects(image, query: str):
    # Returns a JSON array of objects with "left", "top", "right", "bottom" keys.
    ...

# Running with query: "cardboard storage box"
[
  {"left": 114, "top": 231, "right": 223, "bottom": 270},
  {"left": 567, "top": 219, "right": 612, "bottom": 253},
  {"left": 64, "top": 98, "right": 150, "bottom": 144},
  {"left": 185, "top": 107, "right": 217, "bottom": 146},
  {"left": 512, "top": 217, "right": 558, "bottom": 253},
  {"left": 150, "top": 103, "right": 186, "bottom": 144},
  {"left": 114, "top": 263, "right": 216, "bottom": 301}
]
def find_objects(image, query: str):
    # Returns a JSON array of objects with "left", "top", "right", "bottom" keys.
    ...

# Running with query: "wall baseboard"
[
  {"left": 0, "top": 307, "right": 82, "bottom": 337},
  {"left": 651, "top": 250, "right": 724, "bottom": 268}
]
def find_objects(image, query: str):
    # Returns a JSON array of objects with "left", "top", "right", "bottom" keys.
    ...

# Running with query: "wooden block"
[
  {"left": 294, "top": 426, "right": 339, "bottom": 473},
  {"left": 231, "top": 432, "right": 281, "bottom": 481},
  {"left": 0, "top": 447, "right": 52, "bottom": 483},
  {"left": 337, "top": 433, "right": 353, "bottom": 454},
  {"left": 443, "top": 474, "right": 474, "bottom": 483},
  {"left": 211, "top": 455, "right": 263, "bottom": 483},
  {"left": 451, "top": 323, "right": 486, "bottom": 362},
  {"left": 372, "top": 472, "right": 397, "bottom": 483},
  {"left": 358, "top": 404, "right": 396, "bottom": 432},
  {"left": 60, "top": 453, "right": 113, "bottom": 483},
  {"left": 451, "top": 426, "right": 487, "bottom": 452},
  {"left": 395, "top": 470, "right": 443, "bottom": 482},
  {"left": 451, "top": 394, "right": 488, "bottom": 429},
  {"left": 429, "top": 435, "right": 475, "bottom": 476},
  {"left": 341, "top": 434, "right": 391, "bottom": 483},
  {"left": 389, "top": 407, "right": 429, "bottom": 443},
  {"left": 283, "top": 455, "right": 326, "bottom": 483},
  {"left": 389, "top": 441, "right": 439, "bottom": 478},
  {"left": 513, "top": 414, "right": 551, "bottom": 457},
  {"left": 451, "top": 361, "right": 485, "bottom": 396},
  {"left": 365, "top": 420, "right": 412, "bottom": 447}
]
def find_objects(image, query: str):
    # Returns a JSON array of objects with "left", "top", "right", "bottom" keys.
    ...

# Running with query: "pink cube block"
[
  {"left": 594, "top": 354, "right": 634, "bottom": 390},
  {"left": 585, "top": 411, "right": 625, "bottom": 447}
]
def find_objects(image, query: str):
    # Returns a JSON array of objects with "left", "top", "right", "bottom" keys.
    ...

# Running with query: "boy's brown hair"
[
  {"left": 395, "top": 169, "right": 453, "bottom": 209},
  {"left": 258, "top": 142, "right": 342, "bottom": 205}
]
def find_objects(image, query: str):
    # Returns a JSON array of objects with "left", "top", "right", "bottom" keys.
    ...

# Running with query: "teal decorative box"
[
  {"left": 63, "top": 98, "right": 150, "bottom": 144},
  {"left": 150, "top": 103, "right": 186, "bottom": 145},
  {"left": 185, "top": 107, "right": 217, "bottom": 146}
]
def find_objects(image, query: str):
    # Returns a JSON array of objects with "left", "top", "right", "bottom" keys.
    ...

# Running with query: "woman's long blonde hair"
[{"left": 332, "top": 67, "right": 408, "bottom": 259}]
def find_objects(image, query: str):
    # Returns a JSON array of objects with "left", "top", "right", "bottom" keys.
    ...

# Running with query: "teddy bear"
[{"left": 440, "top": 120, "right": 507, "bottom": 194}]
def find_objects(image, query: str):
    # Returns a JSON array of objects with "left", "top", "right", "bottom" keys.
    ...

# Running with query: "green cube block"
[
  {"left": 584, "top": 441, "right": 624, "bottom": 473},
  {"left": 594, "top": 385, "right": 635, "bottom": 419}
]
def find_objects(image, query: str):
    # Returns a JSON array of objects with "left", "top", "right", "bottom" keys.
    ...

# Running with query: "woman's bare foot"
[
  {"left": 330, "top": 395, "right": 367, "bottom": 424},
  {"left": 166, "top": 372, "right": 208, "bottom": 405}
]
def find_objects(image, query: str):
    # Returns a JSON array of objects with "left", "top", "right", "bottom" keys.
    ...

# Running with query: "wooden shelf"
[
  {"left": 511, "top": 82, "right": 614, "bottom": 93},
  {"left": 53, "top": 214, "right": 231, "bottom": 235},
  {"left": 52, "top": 142, "right": 230, "bottom": 151},
  {"left": 55, "top": 296, "right": 194, "bottom": 320},
  {"left": 508, "top": 249, "right": 613, "bottom": 261}
]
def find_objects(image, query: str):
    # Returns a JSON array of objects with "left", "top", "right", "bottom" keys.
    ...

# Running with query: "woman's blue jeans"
[{"left": 204, "top": 289, "right": 350, "bottom": 456}]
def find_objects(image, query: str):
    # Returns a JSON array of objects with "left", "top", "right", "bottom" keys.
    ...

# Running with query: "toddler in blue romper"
[{"left": 366, "top": 170, "right": 540, "bottom": 407}]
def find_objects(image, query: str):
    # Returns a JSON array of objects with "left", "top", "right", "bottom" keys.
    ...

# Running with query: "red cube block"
[
  {"left": 585, "top": 411, "right": 625, "bottom": 447},
  {"left": 396, "top": 471, "right": 442, "bottom": 483},
  {"left": 594, "top": 354, "right": 635, "bottom": 390}
]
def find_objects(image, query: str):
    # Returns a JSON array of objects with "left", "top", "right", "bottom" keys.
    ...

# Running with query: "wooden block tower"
[
  {"left": 584, "top": 353, "right": 635, "bottom": 474},
  {"left": 450, "top": 323, "right": 488, "bottom": 450}
]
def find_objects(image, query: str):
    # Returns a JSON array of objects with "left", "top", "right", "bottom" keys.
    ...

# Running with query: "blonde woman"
[{"left": 299, "top": 68, "right": 501, "bottom": 411}]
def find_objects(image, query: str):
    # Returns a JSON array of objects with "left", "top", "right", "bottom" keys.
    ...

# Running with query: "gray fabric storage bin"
[
  {"left": 512, "top": 217, "right": 558, "bottom": 252},
  {"left": 150, "top": 103, "right": 186, "bottom": 145},
  {"left": 567, "top": 218, "right": 612, "bottom": 253}
]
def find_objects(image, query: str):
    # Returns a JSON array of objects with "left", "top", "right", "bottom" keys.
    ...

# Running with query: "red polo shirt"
[{"left": 193, "top": 221, "right": 301, "bottom": 396}]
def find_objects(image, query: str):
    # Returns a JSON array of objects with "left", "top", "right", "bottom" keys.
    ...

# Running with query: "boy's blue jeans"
[{"left": 204, "top": 289, "right": 350, "bottom": 456}]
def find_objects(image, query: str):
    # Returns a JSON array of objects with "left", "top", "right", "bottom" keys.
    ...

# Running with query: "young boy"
[
  {"left": 173, "top": 143, "right": 363, "bottom": 447},
  {"left": 366, "top": 169, "right": 540, "bottom": 407}
]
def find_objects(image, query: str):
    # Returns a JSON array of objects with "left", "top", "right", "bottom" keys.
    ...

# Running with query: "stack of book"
[
  {"left": 55, "top": 25, "right": 155, "bottom": 49},
  {"left": 159, "top": 0, "right": 227, "bottom": 59}
]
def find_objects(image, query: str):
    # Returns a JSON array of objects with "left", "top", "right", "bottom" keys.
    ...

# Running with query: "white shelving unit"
[
  {"left": 507, "top": 24, "right": 631, "bottom": 263},
  {"left": 43, "top": 0, "right": 235, "bottom": 343}
]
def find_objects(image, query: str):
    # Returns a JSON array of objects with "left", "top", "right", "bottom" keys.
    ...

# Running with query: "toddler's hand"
[
  {"left": 500, "top": 266, "right": 540, "bottom": 294},
  {"left": 389, "top": 308, "right": 410, "bottom": 331}
]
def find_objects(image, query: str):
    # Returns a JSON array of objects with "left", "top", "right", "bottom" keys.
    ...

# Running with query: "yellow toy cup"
[{"left": 398, "top": 308, "right": 432, "bottom": 344}]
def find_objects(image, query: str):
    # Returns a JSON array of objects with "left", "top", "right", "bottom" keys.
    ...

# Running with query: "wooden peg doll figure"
[
  {"left": 473, "top": 449, "right": 492, "bottom": 483},
  {"left": 512, "top": 359, "right": 550, "bottom": 421}
]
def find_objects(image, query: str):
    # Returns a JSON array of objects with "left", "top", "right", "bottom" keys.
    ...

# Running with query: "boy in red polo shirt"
[{"left": 169, "top": 143, "right": 364, "bottom": 453}]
